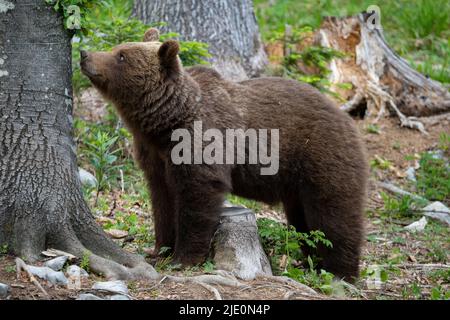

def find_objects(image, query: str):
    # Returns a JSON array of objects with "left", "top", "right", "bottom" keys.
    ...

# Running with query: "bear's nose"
[{"left": 80, "top": 50, "right": 88, "bottom": 60}]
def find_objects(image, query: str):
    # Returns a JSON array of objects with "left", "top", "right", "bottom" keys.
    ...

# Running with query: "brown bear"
[{"left": 80, "top": 28, "right": 368, "bottom": 281}]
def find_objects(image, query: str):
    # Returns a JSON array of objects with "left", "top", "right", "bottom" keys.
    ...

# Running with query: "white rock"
[
  {"left": 0, "top": 283, "right": 10, "bottom": 299},
  {"left": 105, "top": 229, "right": 128, "bottom": 239},
  {"left": 428, "top": 150, "right": 445, "bottom": 160},
  {"left": 422, "top": 201, "right": 450, "bottom": 226},
  {"left": 92, "top": 280, "right": 128, "bottom": 295},
  {"left": 405, "top": 167, "right": 416, "bottom": 182},
  {"left": 78, "top": 168, "right": 97, "bottom": 187},
  {"left": 77, "top": 293, "right": 103, "bottom": 300},
  {"left": 44, "top": 256, "right": 68, "bottom": 271},
  {"left": 66, "top": 265, "right": 89, "bottom": 278},
  {"left": 27, "top": 266, "right": 68, "bottom": 286},
  {"left": 404, "top": 217, "right": 428, "bottom": 232}
]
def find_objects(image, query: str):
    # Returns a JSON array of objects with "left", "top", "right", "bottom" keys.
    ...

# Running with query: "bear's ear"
[
  {"left": 143, "top": 28, "right": 160, "bottom": 42},
  {"left": 158, "top": 40, "right": 180, "bottom": 72}
]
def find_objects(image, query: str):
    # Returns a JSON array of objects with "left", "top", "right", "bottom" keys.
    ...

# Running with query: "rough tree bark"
[
  {"left": 133, "top": 0, "right": 268, "bottom": 81},
  {"left": 0, "top": 0, "right": 157, "bottom": 280}
]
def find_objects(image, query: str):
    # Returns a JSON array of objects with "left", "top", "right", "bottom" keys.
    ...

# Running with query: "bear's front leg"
[
  {"left": 170, "top": 163, "right": 231, "bottom": 266},
  {"left": 134, "top": 141, "right": 177, "bottom": 256}
]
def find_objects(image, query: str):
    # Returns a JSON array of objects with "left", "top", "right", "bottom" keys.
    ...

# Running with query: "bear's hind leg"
[
  {"left": 301, "top": 191, "right": 364, "bottom": 282},
  {"left": 283, "top": 198, "right": 314, "bottom": 259}
]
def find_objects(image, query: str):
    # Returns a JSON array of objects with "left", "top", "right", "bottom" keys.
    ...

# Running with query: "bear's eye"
[{"left": 119, "top": 54, "right": 125, "bottom": 62}]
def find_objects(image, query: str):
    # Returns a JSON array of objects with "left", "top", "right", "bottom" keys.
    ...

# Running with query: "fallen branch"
[
  {"left": 15, "top": 258, "right": 49, "bottom": 297},
  {"left": 166, "top": 273, "right": 244, "bottom": 287},
  {"left": 379, "top": 263, "right": 450, "bottom": 270},
  {"left": 376, "top": 181, "right": 428, "bottom": 202}
]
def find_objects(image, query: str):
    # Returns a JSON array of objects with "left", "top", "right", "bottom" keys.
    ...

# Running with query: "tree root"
[
  {"left": 15, "top": 258, "right": 49, "bottom": 297},
  {"left": 258, "top": 275, "right": 319, "bottom": 296},
  {"left": 196, "top": 282, "right": 223, "bottom": 300}
]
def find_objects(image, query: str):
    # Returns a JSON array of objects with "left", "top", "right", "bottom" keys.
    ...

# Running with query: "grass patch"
[{"left": 416, "top": 152, "right": 449, "bottom": 203}]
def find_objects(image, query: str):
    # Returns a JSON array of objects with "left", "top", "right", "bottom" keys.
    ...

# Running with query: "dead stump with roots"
[{"left": 314, "top": 12, "right": 450, "bottom": 133}]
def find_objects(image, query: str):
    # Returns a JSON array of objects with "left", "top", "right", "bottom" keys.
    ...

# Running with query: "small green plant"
[
  {"left": 380, "top": 192, "right": 425, "bottom": 218},
  {"left": 257, "top": 217, "right": 332, "bottom": 293},
  {"left": 428, "top": 269, "right": 450, "bottom": 283},
  {"left": 430, "top": 286, "right": 450, "bottom": 300},
  {"left": 84, "top": 130, "right": 122, "bottom": 193},
  {"left": 284, "top": 263, "right": 335, "bottom": 295},
  {"left": 438, "top": 132, "right": 450, "bottom": 153},
  {"left": 402, "top": 283, "right": 423, "bottom": 299},
  {"left": 155, "top": 256, "right": 178, "bottom": 272},
  {"left": 267, "top": 26, "right": 346, "bottom": 95},
  {"left": 45, "top": 0, "right": 95, "bottom": 35},
  {"left": 370, "top": 156, "right": 393, "bottom": 170},
  {"left": 202, "top": 260, "right": 215, "bottom": 274},
  {"left": 80, "top": 250, "right": 91, "bottom": 273},
  {"left": 4, "top": 265, "right": 16, "bottom": 273},
  {"left": 366, "top": 124, "right": 380, "bottom": 134},
  {"left": 102, "top": 211, "right": 154, "bottom": 250},
  {"left": 0, "top": 244, "right": 8, "bottom": 255}
]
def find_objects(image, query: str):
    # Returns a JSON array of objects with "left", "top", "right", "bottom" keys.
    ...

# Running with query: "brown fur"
[{"left": 80, "top": 29, "right": 368, "bottom": 281}]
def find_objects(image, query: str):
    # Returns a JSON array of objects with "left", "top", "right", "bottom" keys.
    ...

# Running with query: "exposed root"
[
  {"left": 419, "top": 112, "right": 450, "bottom": 127},
  {"left": 166, "top": 273, "right": 244, "bottom": 287},
  {"left": 15, "top": 258, "right": 49, "bottom": 297},
  {"left": 196, "top": 282, "right": 223, "bottom": 300},
  {"left": 258, "top": 275, "right": 319, "bottom": 296},
  {"left": 53, "top": 226, "right": 160, "bottom": 281},
  {"left": 366, "top": 82, "right": 428, "bottom": 134}
]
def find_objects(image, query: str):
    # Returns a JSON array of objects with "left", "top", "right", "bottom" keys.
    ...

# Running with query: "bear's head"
[{"left": 80, "top": 28, "right": 181, "bottom": 104}]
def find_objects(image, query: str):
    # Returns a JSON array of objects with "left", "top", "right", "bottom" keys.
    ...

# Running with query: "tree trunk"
[
  {"left": 133, "top": 0, "right": 268, "bottom": 81},
  {"left": 0, "top": 0, "right": 157, "bottom": 280}
]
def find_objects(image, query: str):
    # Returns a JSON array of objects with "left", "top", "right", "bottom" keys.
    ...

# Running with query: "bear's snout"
[
  {"left": 80, "top": 51, "right": 100, "bottom": 79},
  {"left": 80, "top": 50, "right": 88, "bottom": 61}
]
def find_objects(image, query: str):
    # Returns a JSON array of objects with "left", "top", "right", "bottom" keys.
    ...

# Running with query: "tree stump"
[
  {"left": 314, "top": 13, "right": 450, "bottom": 132},
  {"left": 212, "top": 204, "right": 272, "bottom": 280}
]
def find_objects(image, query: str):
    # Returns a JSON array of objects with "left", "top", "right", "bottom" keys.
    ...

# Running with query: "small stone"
[
  {"left": 76, "top": 293, "right": 103, "bottom": 300},
  {"left": 0, "top": 283, "right": 10, "bottom": 299},
  {"left": 92, "top": 280, "right": 128, "bottom": 295},
  {"left": 109, "top": 294, "right": 130, "bottom": 300},
  {"left": 404, "top": 217, "right": 428, "bottom": 232},
  {"left": 428, "top": 150, "right": 445, "bottom": 160},
  {"left": 27, "top": 266, "right": 68, "bottom": 286},
  {"left": 405, "top": 167, "right": 416, "bottom": 182},
  {"left": 422, "top": 202, "right": 450, "bottom": 226},
  {"left": 44, "top": 256, "right": 68, "bottom": 271},
  {"left": 66, "top": 265, "right": 89, "bottom": 278},
  {"left": 105, "top": 229, "right": 128, "bottom": 239},
  {"left": 78, "top": 168, "right": 97, "bottom": 187}
]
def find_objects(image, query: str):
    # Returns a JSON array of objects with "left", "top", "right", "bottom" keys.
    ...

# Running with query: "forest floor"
[{"left": 0, "top": 106, "right": 448, "bottom": 300}]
